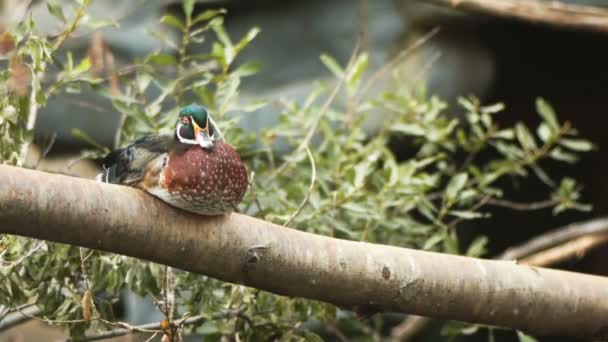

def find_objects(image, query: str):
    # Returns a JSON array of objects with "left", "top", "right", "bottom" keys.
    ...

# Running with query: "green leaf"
[
  {"left": 449, "top": 210, "right": 484, "bottom": 220},
  {"left": 84, "top": 18, "right": 118, "bottom": 29},
  {"left": 341, "top": 203, "right": 368, "bottom": 214},
  {"left": 212, "top": 23, "right": 232, "bottom": 48},
  {"left": 232, "top": 61, "right": 262, "bottom": 78},
  {"left": 66, "top": 51, "right": 74, "bottom": 71},
  {"left": 536, "top": 123, "right": 552, "bottom": 143},
  {"left": 237, "top": 99, "right": 267, "bottom": 112},
  {"left": 444, "top": 230, "right": 460, "bottom": 254},
  {"left": 488, "top": 329, "right": 496, "bottom": 342},
  {"left": 217, "top": 75, "right": 240, "bottom": 114},
  {"left": 235, "top": 27, "right": 260, "bottom": 53},
  {"left": 346, "top": 53, "right": 368, "bottom": 90},
  {"left": 536, "top": 98, "right": 559, "bottom": 132},
  {"left": 549, "top": 147, "right": 578, "bottom": 163},
  {"left": 531, "top": 163, "right": 555, "bottom": 187},
  {"left": 194, "top": 86, "right": 215, "bottom": 108},
  {"left": 320, "top": 54, "right": 344, "bottom": 78},
  {"left": 302, "top": 331, "right": 324, "bottom": 342},
  {"left": 183, "top": 0, "right": 195, "bottom": 18},
  {"left": 559, "top": 138, "right": 595, "bottom": 152},
  {"left": 136, "top": 73, "right": 152, "bottom": 93},
  {"left": 480, "top": 113, "right": 492, "bottom": 129},
  {"left": 446, "top": 173, "right": 468, "bottom": 201},
  {"left": 212, "top": 24, "right": 234, "bottom": 65},
  {"left": 385, "top": 158, "right": 399, "bottom": 187},
  {"left": 193, "top": 9, "right": 226, "bottom": 25},
  {"left": 147, "top": 53, "right": 178, "bottom": 65},
  {"left": 73, "top": 57, "right": 91, "bottom": 75},
  {"left": 493, "top": 129, "right": 514, "bottom": 140},
  {"left": 441, "top": 321, "right": 479, "bottom": 337},
  {"left": 458, "top": 97, "right": 477, "bottom": 113},
  {"left": 481, "top": 102, "right": 504, "bottom": 114},
  {"left": 353, "top": 162, "right": 369, "bottom": 188},
  {"left": 391, "top": 123, "right": 425, "bottom": 136},
  {"left": 161, "top": 14, "right": 184, "bottom": 30},
  {"left": 494, "top": 141, "right": 525, "bottom": 159},
  {"left": 423, "top": 233, "right": 443, "bottom": 250},
  {"left": 515, "top": 123, "right": 537, "bottom": 151},
  {"left": 71, "top": 129, "right": 107, "bottom": 151},
  {"left": 46, "top": 1, "right": 66, "bottom": 22},
  {"left": 465, "top": 236, "right": 488, "bottom": 257},
  {"left": 517, "top": 331, "right": 538, "bottom": 342}
]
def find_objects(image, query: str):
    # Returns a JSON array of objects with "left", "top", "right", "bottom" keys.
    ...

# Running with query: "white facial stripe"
[{"left": 175, "top": 122, "right": 197, "bottom": 145}]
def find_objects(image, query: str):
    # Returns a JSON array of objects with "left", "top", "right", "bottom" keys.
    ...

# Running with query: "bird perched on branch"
[{"left": 97, "top": 104, "right": 248, "bottom": 216}]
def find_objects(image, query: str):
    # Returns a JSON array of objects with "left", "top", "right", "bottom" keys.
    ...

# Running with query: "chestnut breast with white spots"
[{"left": 156, "top": 141, "right": 248, "bottom": 215}]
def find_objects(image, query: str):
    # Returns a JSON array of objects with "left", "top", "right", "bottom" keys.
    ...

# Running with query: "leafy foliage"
[{"left": 0, "top": 1, "right": 595, "bottom": 340}]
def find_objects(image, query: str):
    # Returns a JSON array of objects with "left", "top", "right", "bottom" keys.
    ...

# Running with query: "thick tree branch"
[
  {"left": 1, "top": 165, "right": 608, "bottom": 339},
  {"left": 425, "top": 0, "right": 608, "bottom": 34}
]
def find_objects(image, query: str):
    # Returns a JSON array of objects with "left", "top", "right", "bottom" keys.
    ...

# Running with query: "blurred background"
[{"left": 2, "top": 0, "right": 608, "bottom": 341}]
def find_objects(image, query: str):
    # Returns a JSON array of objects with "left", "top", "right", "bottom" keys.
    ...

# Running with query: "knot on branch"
[{"left": 241, "top": 243, "right": 271, "bottom": 274}]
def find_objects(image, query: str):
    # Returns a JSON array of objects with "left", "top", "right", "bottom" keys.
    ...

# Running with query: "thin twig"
[
  {"left": 410, "top": 51, "right": 442, "bottom": 85},
  {"left": 33, "top": 133, "right": 57, "bottom": 169},
  {"left": 486, "top": 198, "right": 558, "bottom": 211},
  {"left": 358, "top": 27, "right": 440, "bottom": 97},
  {"left": 245, "top": 171, "right": 264, "bottom": 213},
  {"left": 96, "top": 316, "right": 159, "bottom": 334},
  {"left": 0, "top": 241, "right": 45, "bottom": 268},
  {"left": 144, "top": 331, "right": 161, "bottom": 342},
  {"left": 446, "top": 194, "right": 492, "bottom": 229},
  {"left": 262, "top": 37, "right": 362, "bottom": 186},
  {"left": 69, "top": 307, "right": 246, "bottom": 342},
  {"left": 284, "top": 147, "right": 316, "bottom": 227},
  {"left": 19, "top": 65, "right": 39, "bottom": 164},
  {"left": 356, "top": 0, "right": 368, "bottom": 50},
  {"left": 16, "top": 306, "right": 87, "bottom": 325}
]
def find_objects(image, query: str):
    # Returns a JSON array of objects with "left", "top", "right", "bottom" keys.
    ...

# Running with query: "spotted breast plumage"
[{"left": 97, "top": 104, "right": 248, "bottom": 216}]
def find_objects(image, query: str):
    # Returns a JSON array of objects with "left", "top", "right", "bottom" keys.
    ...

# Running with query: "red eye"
[{"left": 182, "top": 117, "right": 190, "bottom": 124}]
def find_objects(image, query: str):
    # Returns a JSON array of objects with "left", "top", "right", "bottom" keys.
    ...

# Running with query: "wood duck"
[{"left": 97, "top": 104, "right": 248, "bottom": 216}]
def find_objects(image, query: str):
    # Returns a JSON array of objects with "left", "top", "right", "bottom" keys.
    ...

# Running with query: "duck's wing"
[{"left": 96, "top": 134, "right": 183, "bottom": 186}]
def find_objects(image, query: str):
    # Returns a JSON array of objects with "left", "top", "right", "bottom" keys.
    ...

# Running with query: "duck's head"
[{"left": 175, "top": 104, "right": 216, "bottom": 149}]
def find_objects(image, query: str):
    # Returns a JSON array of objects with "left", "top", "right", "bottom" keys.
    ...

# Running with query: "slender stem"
[
  {"left": 69, "top": 308, "right": 245, "bottom": 342},
  {"left": 284, "top": 147, "right": 316, "bottom": 227},
  {"left": 19, "top": 66, "right": 39, "bottom": 165}
]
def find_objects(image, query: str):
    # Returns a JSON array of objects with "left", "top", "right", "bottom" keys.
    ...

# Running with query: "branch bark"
[
  {"left": 1, "top": 165, "right": 608, "bottom": 339},
  {"left": 425, "top": 0, "right": 608, "bottom": 34}
]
